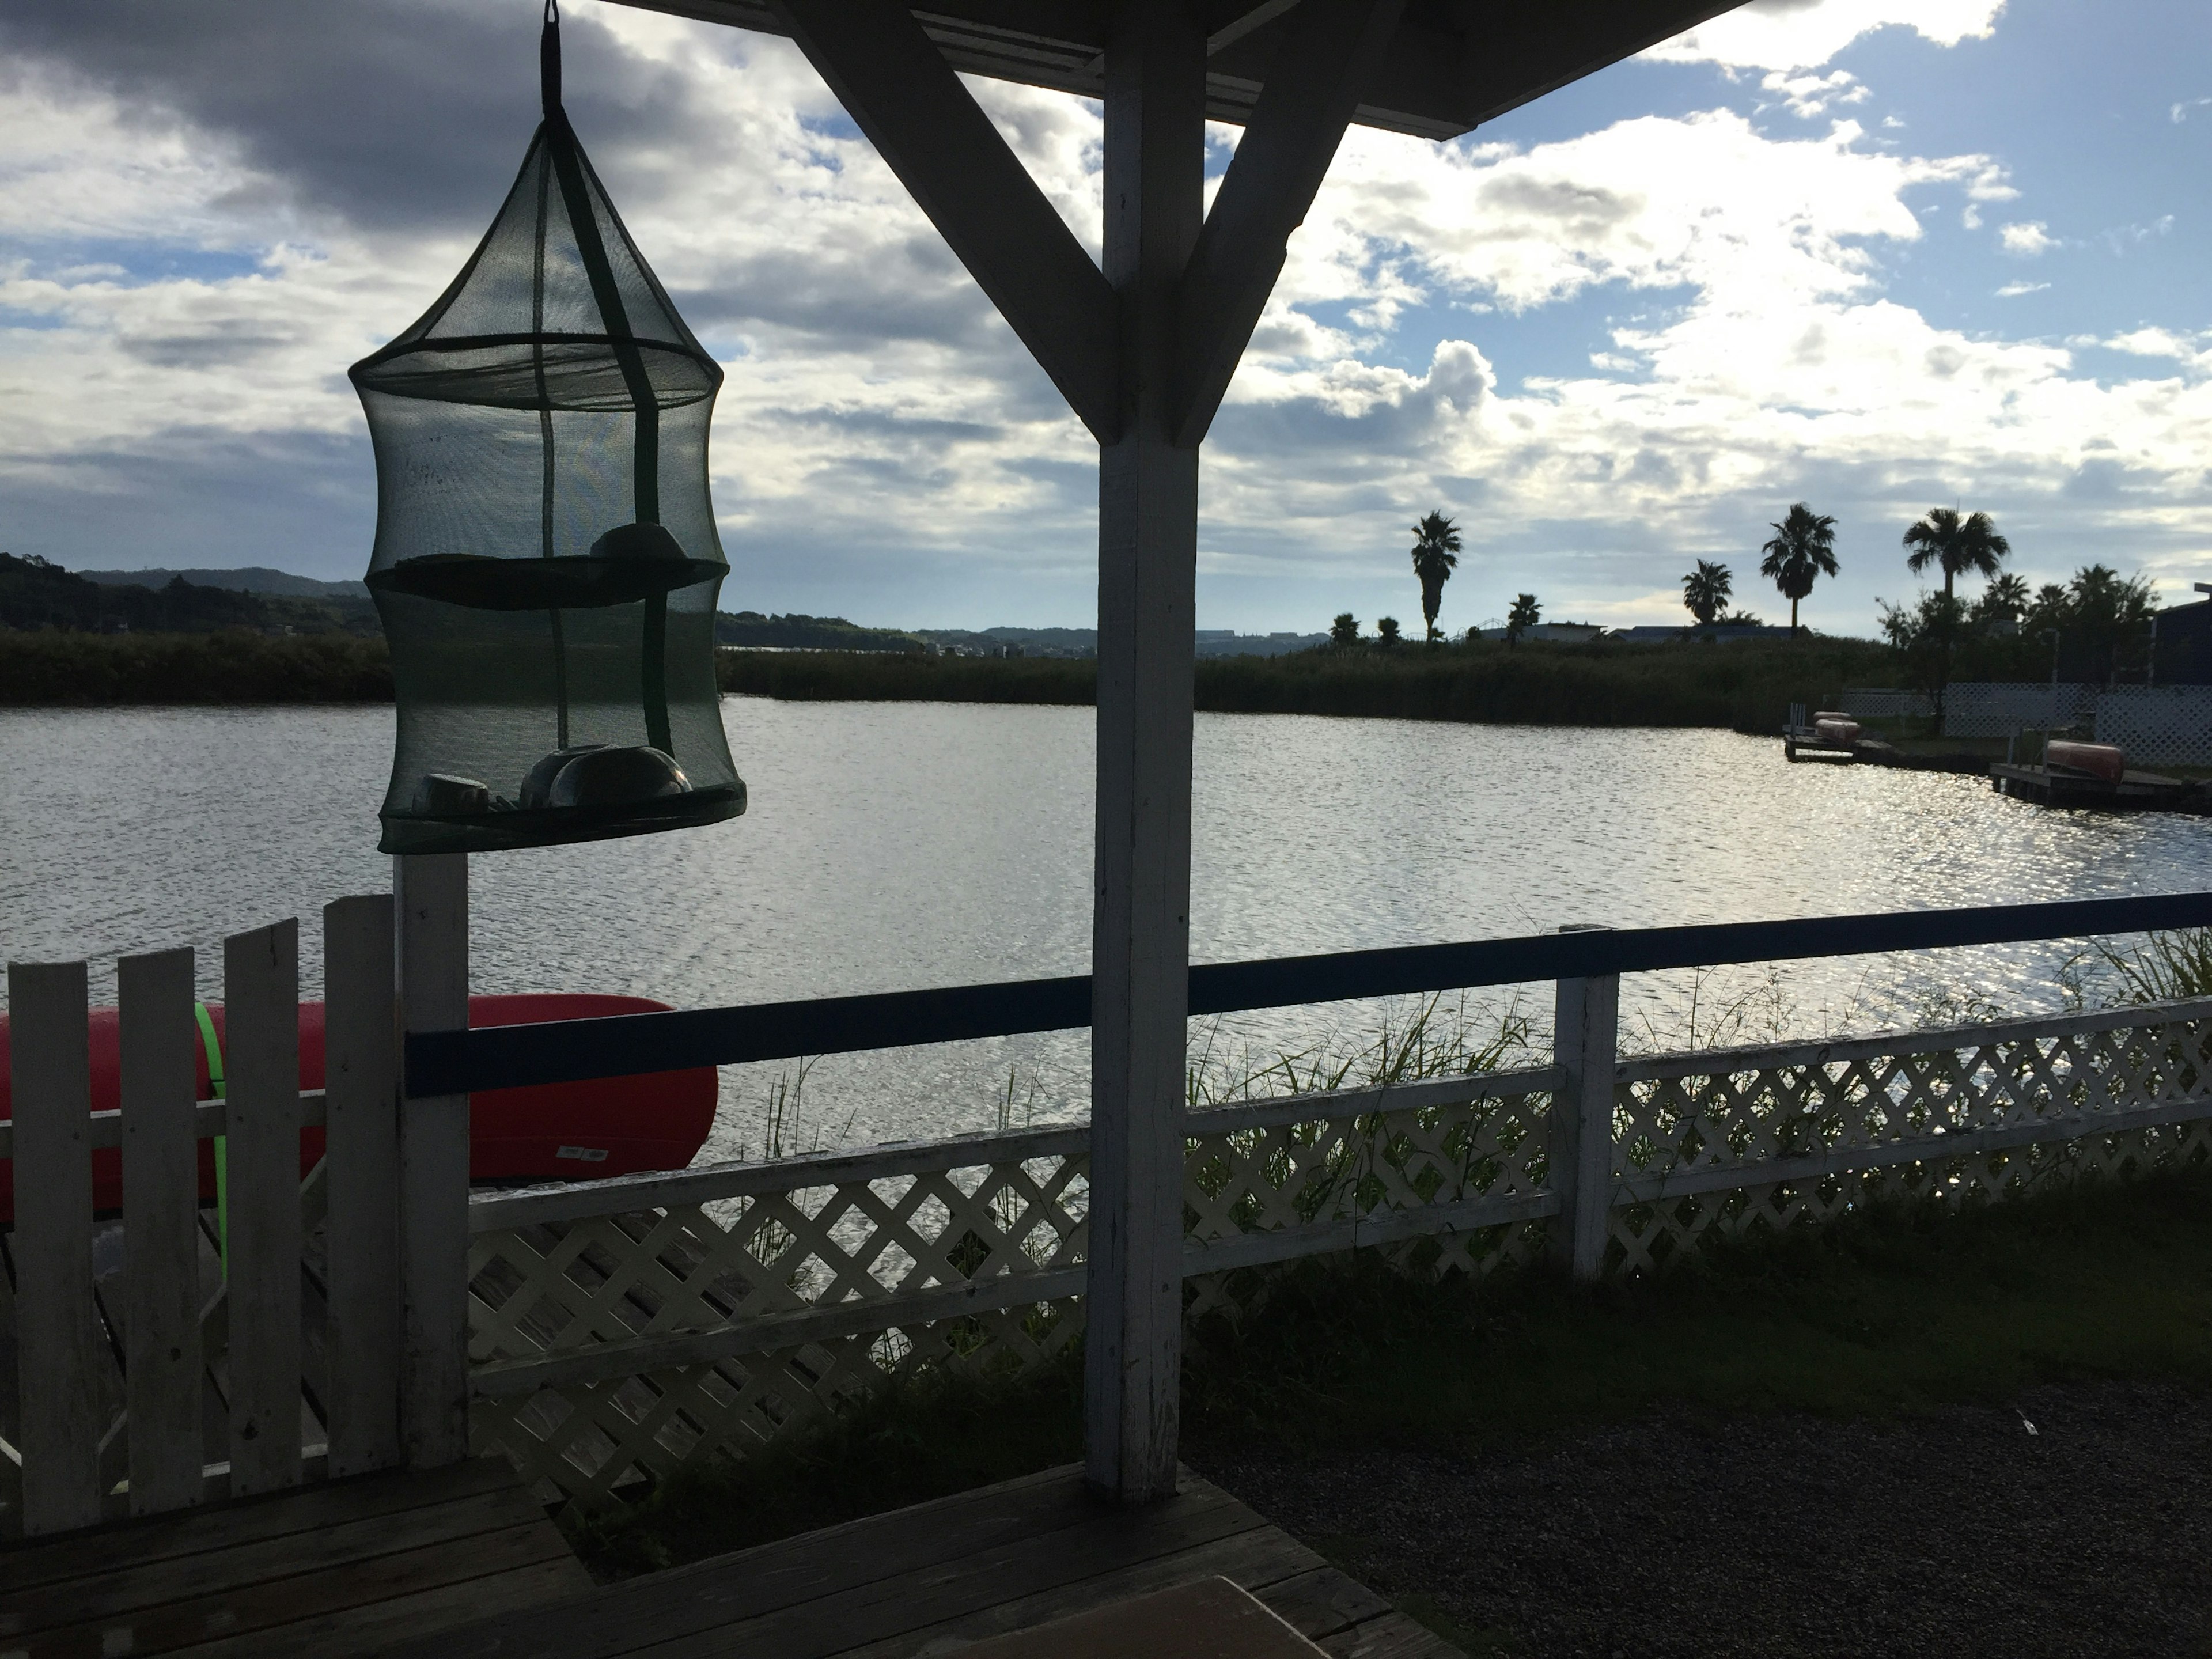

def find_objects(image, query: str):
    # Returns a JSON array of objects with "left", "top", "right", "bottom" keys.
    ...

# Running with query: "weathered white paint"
[
  {"left": 324, "top": 894, "right": 403, "bottom": 1478},
  {"left": 9, "top": 960, "right": 104, "bottom": 1535},
  {"left": 396, "top": 853, "right": 472, "bottom": 1468},
  {"left": 223, "top": 921, "right": 304, "bottom": 1495},
  {"left": 1550, "top": 931, "right": 1621, "bottom": 1283},
  {"left": 1085, "top": 0, "right": 1207, "bottom": 1507},
  {"left": 118, "top": 946, "right": 205, "bottom": 1515}
]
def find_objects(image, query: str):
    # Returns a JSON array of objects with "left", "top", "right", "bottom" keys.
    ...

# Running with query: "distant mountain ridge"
[
  {"left": 1, "top": 554, "right": 380, "bottom": 636},
  {"left": 80, "top": 566, "right": 370, "bottom": 599}
]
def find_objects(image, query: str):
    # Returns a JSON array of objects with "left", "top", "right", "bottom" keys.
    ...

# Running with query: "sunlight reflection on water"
[{"left": 3, "top": 697, "right": 2206, "bottom": 1155}]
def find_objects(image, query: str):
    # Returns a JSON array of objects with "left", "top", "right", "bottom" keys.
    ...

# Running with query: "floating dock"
[{"left": 1990, "top": 762, "right": 2203, "bottom": 812}]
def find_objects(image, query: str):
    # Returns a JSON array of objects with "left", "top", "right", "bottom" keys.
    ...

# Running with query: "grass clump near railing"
[
  {"left": 563, "top": 1166, "right": 2212, "bottom": 1581},
  {"left": 718, "top": 635, "right": 1902, "bottom": 732},
  {"left": 0, "top": 628, "right": 394, "bottom": 706}
]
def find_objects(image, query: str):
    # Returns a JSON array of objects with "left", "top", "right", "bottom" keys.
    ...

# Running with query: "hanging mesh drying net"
[{"left": 351, "top": 2, "right": 744, "bottom": 855}]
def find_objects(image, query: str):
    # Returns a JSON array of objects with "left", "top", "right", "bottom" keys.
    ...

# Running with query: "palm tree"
[
  {"left": 1329, "top": 612, "right": 1359, "bottom": 646},
  {"left": 1902, "top": 507, "right": 2010, "bottom": 602},
  {"left": 1758, "top": 503, "right": 1839, "bottom": 636},
  {"left": 1408, "top": 511, "right": 1462, "bottom": 642},
  {"left": 1504, "top": 593, "right": 1540, "bottom": 646},
  {"left": 1375, "top": 616, "right": 1402, "bottom": 646},
  {"left": 1680, "top": 560, "right": 1732, "bottom": 626}
]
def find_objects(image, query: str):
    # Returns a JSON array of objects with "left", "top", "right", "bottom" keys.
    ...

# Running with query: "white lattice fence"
[
  {"left": 465, "top": 999, "right": 2212, "bottom": 1512},
  {"left": 1839, "top": 687, "right": 1936, "bottom": 719},
  {"left": 2096, "top": 686, "right": 2212, "bottom": 767},
  {"left": 467, "top": 1128, "right": 1091, "bottom": 1510},
  {"left": 1181, "top": 1068, "right": 1561, "bottom": 1321},
  {"left": 467, "top": 1066, "right": 1560, "bottom": 1510},
  {"left": 1942, "top": 681, "right": 2096, "bottom": 738},
  {"left": 1608, "top": 997, "right": 2212, "bottom": 1275}
]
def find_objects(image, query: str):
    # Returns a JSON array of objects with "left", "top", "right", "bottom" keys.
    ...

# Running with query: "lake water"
[{"left": 3, "top": 698, "right": 2208, "bottom": 1159}]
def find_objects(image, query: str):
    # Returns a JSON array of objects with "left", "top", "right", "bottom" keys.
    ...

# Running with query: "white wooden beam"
[
  {"left": 1171, "top": 0, "right": 1403, "bottom": 446},
  {"left": 770, "top": 0, "right": 1122, "bottom": 444},
  {"left": 1084, "top": 0, "right": 1206, "bottom": 1507},
  {"left": 324, "top": 893, "right": 403, "bottom": 1478},
  {"left": 396, "top": 853, "right": 472, "bottom": 1467}
]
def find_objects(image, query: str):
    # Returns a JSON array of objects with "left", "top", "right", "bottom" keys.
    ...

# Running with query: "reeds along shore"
[
  {"left": 0, "top": 629, "right": 1899, "bottom": 732},
  {"left": 0, "top": 628, "right": 394, "bottom": 705},
  {"left": 718, "top": 635, "right": 1902, "bottom": 733}
]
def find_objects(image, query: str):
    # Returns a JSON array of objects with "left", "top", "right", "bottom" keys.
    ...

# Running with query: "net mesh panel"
[{"left": 350, "top": 6, "right": 743, "bottom": 855}]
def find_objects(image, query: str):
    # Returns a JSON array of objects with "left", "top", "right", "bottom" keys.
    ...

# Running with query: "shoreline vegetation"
[
  {"left": 716, "top": 635, "right": 1899, "bottom": 733},
  {"left": 0, "top": 628, "right": 1910, "bottom": 730}
]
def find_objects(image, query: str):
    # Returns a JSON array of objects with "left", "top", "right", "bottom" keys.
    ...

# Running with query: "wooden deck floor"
[
  {"left": 387, "top": 1464, "right": 1464, "bottom": 1659},
  {"left": 1, "top": 1457, "right": 590, "bottom": 1656}
]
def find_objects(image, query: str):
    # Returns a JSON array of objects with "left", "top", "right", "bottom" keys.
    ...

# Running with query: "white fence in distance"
[
  {"left": 1848, "top": 680, "right": 2212, "bottom": 763},
  {"left": 2096, "top": 687, "right": 2212, "bottom": 768},
  {"left": 1940, "top": 682, "right": 2096, "bottom": 740}
]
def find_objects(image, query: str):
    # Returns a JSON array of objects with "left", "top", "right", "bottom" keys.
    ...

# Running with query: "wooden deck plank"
[
  {"left": 1253, "top": 1565, "right": 1400, "bottom": 1645},
  {"left": 623, "top": 1481, "right": 1267, "bottom": 1659},
  {"left": 9, "top": 1483, "right": 554, "bottom": 1636},
  {"left": 1310, "top": 1609, "right": 1464, "bottom": 1659},
  {"left": 0, "top": 1457, "right": 521, "bottom": 1594},
  {"left": 188, "top": 1553, "right": 597, "bottom": 1658},
  {"left": 22, "top": 1517, "right": 573, "bottom": 1656},
  {"left": 377, "top": 1462, "right": 1142, "bottom": 1659},
  {"left": 828, "top": 1509, "right": 1326, "bottom": 1658}
]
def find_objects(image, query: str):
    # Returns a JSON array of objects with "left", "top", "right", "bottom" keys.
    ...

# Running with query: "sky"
[{"left": 2, "top": 0, "right": 2210, "bottom": 636}]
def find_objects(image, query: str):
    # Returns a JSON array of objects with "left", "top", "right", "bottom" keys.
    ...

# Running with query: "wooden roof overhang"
[{"left": 612, "top": 0, "right": 1748, "bottom": 141}]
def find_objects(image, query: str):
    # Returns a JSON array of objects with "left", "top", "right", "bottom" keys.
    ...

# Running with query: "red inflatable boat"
[{"left": 0, "top": 993, "right": 714, "bottom": 1225}]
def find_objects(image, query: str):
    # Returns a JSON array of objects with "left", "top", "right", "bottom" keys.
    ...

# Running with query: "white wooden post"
[
  {"left": 395, "top": 853, "right": 471, "bottom": 1467},
  {"left": 1550, "top": 927, "right": 1619, "bottom": 1283},
  {"left": 9, "top": 960, "right": 104, "bottom": 1535},
  {"left": 224, "top": 921, "right": 304, "bottom": 1496},
  {"left": 324, "top": 894, "right": 403, "bottom": 1477},
  {"left": 118, "top": 946, "right": 205, "bottom": 1515},
  {"left": 1083, "top": 0, "right": 1205, "bottom": 1506}
]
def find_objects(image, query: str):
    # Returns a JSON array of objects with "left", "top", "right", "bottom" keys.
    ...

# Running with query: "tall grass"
[
  {"left": 719, "top": 636, "right": 1903, "bottom": 731},
  {"left": 0, "top": 629, "right": 393, "bottom": 705}
]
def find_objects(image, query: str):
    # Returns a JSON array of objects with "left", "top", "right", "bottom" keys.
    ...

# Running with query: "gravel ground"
[{"left": 1192, "top": 1382, "right": 2212, "bottom": 1659}]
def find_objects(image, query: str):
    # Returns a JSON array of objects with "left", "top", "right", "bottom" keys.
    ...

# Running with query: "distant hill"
[
  {"left": 79, "top": 566, "right": 370, "bottom": 599},
  {"left": 916, "top": 626, "right": 1328, "bottom": 659},
  {"left": 0, "top": 554, "right": 381, "bottom": 637},
  {"left": 715, "top": 611, "right": 924, "bottom": 653}
]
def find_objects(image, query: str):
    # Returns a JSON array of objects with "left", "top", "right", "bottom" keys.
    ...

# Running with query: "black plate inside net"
[{"left": 369, "top": 553, "right": 726, "bottom": 611}]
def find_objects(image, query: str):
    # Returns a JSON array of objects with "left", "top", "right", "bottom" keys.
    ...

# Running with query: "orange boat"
[{"left": 0, "top": 993, "right": 715, "bottom": 1224}]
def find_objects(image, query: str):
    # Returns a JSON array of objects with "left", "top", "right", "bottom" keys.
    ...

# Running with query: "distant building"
[{"left": 1474, "top": 622, "right": 1606, "bottom": 644}]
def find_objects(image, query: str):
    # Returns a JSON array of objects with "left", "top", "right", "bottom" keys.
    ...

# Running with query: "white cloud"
[
  {"left": 1999, "top": 221, "right": 2055, "bottom": 255},
  {"left": 1994, "top": 281, "right": 2048, "bottom": 297},
  {"left": 1759, "top": 69, "right": 1872, "bottom": 120},
  {"left": 1644, "top": 0, "right": 2006, "bottom": 73},
  {"left": 2172, "top": 97, "right": 2212, "bottom": 123}
]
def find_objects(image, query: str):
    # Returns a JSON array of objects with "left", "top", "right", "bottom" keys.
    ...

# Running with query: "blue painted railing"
[{"left": 404, "top": 891, "right": 2212, "bottom": 1098}]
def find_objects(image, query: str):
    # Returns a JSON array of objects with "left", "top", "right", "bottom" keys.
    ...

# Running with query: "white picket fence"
[{"left": 1, "top": 900, "right": 401, "bottom": 1539}]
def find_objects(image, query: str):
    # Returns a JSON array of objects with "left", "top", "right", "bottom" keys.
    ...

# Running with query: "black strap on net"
[{"left": 537, "top": 0, "right": 673, "bottom": 751}]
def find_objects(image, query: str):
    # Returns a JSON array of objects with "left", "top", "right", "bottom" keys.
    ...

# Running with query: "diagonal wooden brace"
[
  {"left": 1171, "top": 0, "right": 1403, "bottom": 447},
  {"left": 771, "top": 0, "right": 1123, "bottom": 444}
]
